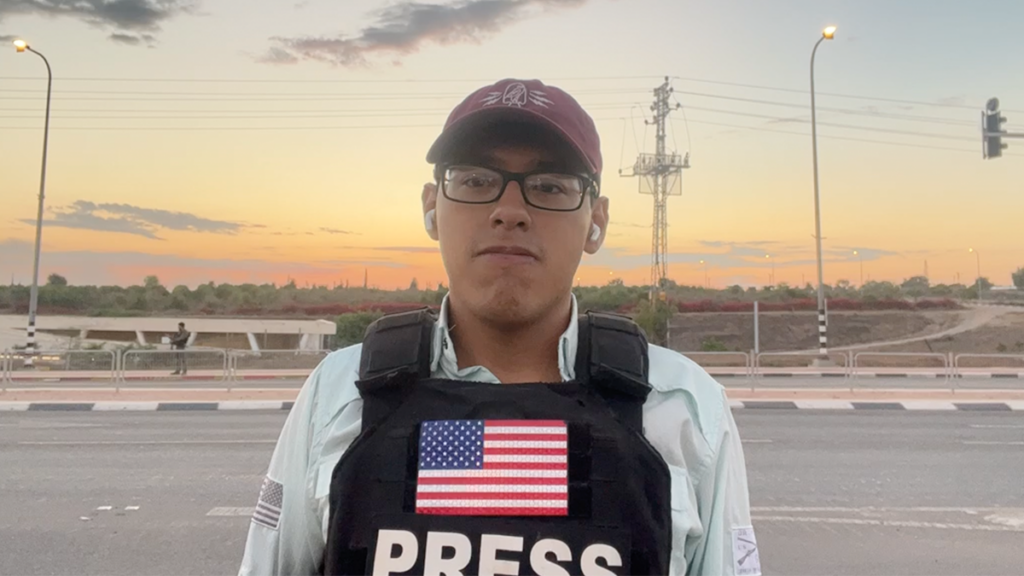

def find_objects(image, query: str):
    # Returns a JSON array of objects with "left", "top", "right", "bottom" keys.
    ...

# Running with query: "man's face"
[{"left": 423, "top": 131, "right": 609, "bottom": 327}]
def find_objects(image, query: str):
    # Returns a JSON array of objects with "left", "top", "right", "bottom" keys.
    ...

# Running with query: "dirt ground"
[
  {"left": 666, "top": 310, "right": 966, "bottom": 353},
  {"left": 869, "top": 311, "right": 1024, "bottom": 362}
]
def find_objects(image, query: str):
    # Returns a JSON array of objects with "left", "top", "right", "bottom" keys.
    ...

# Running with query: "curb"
[{"left": 3, "top": 400, "right": 1023, "bottom": 412}]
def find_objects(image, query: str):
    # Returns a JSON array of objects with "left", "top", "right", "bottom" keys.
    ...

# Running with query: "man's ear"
[
  {"left": 422, "top": 182, "right": 439, "bottom": 241},
  {"left": 584, "top": 195, "right": 610, "bottom": 254}
]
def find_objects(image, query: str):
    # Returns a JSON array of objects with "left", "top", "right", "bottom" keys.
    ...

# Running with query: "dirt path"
[{"left": 803, "top": 305, "right": 1018, "bottom": 353}]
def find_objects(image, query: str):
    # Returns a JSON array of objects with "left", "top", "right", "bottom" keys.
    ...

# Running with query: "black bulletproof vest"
[{"left": 323, "top": 309, "right": 672, "bottom": 576}]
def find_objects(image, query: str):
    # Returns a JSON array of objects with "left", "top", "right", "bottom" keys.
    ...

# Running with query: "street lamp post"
[
  {"left": 699, "top": 259, "right": 709, "bottom": 289},
  {"left": 13, "top": 39, "right": 53, "bottom": 369},
  {"left": 764, "top": 254, "right": 775, "bottom": 286},
  {"left": 969, "top": 248, "right": 982, "bottom": 302},
  {"left": 810, "top": 25, "right": 836, "bottom": 362},
  {"left": 853, "top": 250, "right": 863, "bottom": 286}
]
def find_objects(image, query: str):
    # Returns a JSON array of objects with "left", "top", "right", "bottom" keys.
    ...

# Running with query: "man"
[
  {"left": 170, "top": 321, "right": 189, "bottom": 376},
  {"left": 239, "top": 79, "right": 756, "bottom": 576}
]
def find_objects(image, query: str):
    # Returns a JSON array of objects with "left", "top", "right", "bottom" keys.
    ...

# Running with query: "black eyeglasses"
[{"left": 438, "top": 164, "right": 599, "bottom": 212}]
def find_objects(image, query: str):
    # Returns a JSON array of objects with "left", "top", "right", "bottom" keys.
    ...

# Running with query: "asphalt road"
[
  {"left": 6, "top": 375, "right": 1020, "bottom": 390},
  {"left": 1, "top": 411, "right": 1022, "bottom": 576}
]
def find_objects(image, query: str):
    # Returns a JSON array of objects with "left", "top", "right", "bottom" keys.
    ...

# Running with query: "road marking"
[
  {"left": 97, "top": 506, "right": 113, "bottom": 511},
  {"left": 752, "top": 506, "right": 1001, "bottom": 513},
  {"left": 969, "top": 424, "right": 1024, "bottom": 429},
  {"left": 125, "top": 506, "right": 140, "bottom": 511},
  {"left": 753, "top": 515, "right": 1024, "bottom": 532},
  {"left": 743, "top": 439, "right": 773, "bottom": 444},
  {"left": 961, "top": 441, "right": 1024, "bottom": 446},
  {"left": 17, "top": 440, "right": 278, "bottom": 446},
  {"left": 92, "top": 402, "right": 161, "bottom": 411},
  {"left": 794, "top": 400, "right": 853, "bottom": 410},
  {"left": 207, "top": 507, "right": 255, "bottom": 517}
]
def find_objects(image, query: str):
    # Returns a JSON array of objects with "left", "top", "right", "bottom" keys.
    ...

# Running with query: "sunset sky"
[{"left": 1, "top": 0, "right": 1022, "bottom": 291}]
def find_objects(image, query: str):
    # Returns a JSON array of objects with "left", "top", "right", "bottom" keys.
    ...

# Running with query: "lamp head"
[
  {"left": 823, "top": 26, "right": 837, "bottom": 39},
  {"left": 13, "top": 39, "right": 28, "bottom": 52}
]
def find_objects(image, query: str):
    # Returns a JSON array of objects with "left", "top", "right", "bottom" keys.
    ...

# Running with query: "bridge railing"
[{"left": 953, "top": 353, "right": 1024, "bottom": 377}]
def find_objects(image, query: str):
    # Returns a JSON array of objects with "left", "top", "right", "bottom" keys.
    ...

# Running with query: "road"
[
  {"left": 1, "top": 411, "right": 1022, "bottom": 576},
  {"left": 5, "top": 374, "right": 1021, "bottom": 391}
]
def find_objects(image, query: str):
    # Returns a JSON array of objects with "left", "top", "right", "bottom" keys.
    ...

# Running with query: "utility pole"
[{"left": 621, "top": 77, "right": 690, "bottom": 303}]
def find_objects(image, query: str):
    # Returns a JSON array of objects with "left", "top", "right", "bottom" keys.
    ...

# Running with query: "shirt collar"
[{"left": 431, "top": 293, "right": 579, "bottom": 382}]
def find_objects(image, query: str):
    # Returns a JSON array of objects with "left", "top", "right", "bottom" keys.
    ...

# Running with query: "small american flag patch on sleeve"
[{"left": 252, "top": 476, "right": 284, "bottom": 530}]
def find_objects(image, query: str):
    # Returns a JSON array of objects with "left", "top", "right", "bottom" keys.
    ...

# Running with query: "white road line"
[
  {"left": 18, "top": 440, "right": 278, "bottom": 446},
  {"left": 794, "top": 400, "right": 853, "bottom": 410},
  {"left": 752, "top": 506, "right": 1001, "bottom": 513},
  {"left": 961, "top": 441, "right": 1024, "bottom": 446},
  {"left": 900, "top": 401, "right": 957, "bottom": 411},
  {"left": 742, "top": 439, "right": 774, "bottom": 444},
  {"left": 969, "top": 424, "right": 1024, "bottom": 429},
  {"left": 93, "top": 402, "right": 160, "bottom": 411},
  {"left": 753, "top": 515, "right": 1024, "bottom": 532},
  {"left": 207, "top": 507, "right": 256, "bottom": 517}
]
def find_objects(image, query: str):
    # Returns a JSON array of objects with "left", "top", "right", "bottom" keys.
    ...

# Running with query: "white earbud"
[
  {"left": 589, "top": 223, "right": 601, "bottom": 241},
  {"left": 424, "top": 209, "right": 436, "bottom": 232}
]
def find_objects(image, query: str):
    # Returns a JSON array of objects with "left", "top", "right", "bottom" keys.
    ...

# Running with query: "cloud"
[
  {"left": 320, "top": 227, "right": 353, "bottom": 235},
  {"left": 109, "top": 32, "right": 156, "bottom": 46},
  {"left": 372, "top": 246, "right": 440, "bottom": 254},
  {"left": 258, "top": 46, "right": 300, "bottom": 65},
  {"left": 18, "top": 200, "right": 252, "bottom": 240},
  {"left": 263, "top": 0, "right": 591, "bottom": 67},
  {"left": 0, "top": 0, "right": 196, "bottom": 43}
]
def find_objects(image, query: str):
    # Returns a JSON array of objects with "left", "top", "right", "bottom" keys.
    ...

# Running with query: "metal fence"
[
  {"left": 1, "top": 349, "right": 117, "bottom": 381},
  {"left": 954, "top": 353, "right": 1024, "bottom": 375},
  {"left": 852, "top": 352, "right": 950, "bottom": 378},
  {"left": 755, "top": 351, "right": 851, "bottom": 377},
  {"left": 678, "top": 351, "right": 752, "bottom": 378},
  {"left": 228, "top": 349, "right": 328, "bottom": 380},
  {"left": 119, "top": 349, "right": 229, "bottom": 381}
]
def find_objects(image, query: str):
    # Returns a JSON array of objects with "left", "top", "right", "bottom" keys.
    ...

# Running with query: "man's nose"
[{"left": 489, "top": 180, "right": 531, "bottom": 231}]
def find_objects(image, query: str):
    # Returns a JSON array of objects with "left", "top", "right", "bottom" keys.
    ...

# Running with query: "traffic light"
[{"left": 983, "top": 97, "right": 1008, "bottom": 159}]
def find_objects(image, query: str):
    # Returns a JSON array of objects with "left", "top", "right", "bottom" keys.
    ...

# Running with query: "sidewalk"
[{"left": 2, "top": 386, "right": 1023, "bottom": 411}]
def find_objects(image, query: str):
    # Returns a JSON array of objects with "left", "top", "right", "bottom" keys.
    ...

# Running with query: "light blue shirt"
[{"left": 239, "top": 295, "right": 758, "bottom": 576}]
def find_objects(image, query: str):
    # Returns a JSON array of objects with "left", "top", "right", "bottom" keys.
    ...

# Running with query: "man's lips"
[{"left": 475, "top": 245, "right": 540, "bottom": 260}]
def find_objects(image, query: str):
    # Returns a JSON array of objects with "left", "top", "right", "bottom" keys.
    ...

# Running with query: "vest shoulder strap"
[
  {"left": 357, "top": 307, "right": 435, "bottom": 381},
  {"left": 574, "top": 310, "right": 652, "bottom": 432}
]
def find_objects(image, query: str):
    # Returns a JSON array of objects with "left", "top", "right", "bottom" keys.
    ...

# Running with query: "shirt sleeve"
[
  {"left": 238, "top": 367, "right": 325, "bottom": 576},
  {"left": 686, "top": 390, "right": 759, "bottom": 576}
]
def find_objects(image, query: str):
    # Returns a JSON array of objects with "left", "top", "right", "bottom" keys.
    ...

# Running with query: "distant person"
[
  {"left": 239, "top": 79, "right": 756, "bottom": 576},
  {"left": 170, "top": 322, "right": 189, "bottom": 376}
]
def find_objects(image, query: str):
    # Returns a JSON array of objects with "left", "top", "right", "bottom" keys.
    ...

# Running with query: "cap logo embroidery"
[{"left": 481, "top": 82, "right": 554, "bottom": 109}]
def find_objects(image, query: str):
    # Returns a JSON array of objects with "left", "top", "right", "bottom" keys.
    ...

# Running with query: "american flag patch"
[
  {"left": 252, "top": 476, "right": 283, "bottom": 530},
  {"left": 416, "top": 419, "right": 568, "bottom": 516}
]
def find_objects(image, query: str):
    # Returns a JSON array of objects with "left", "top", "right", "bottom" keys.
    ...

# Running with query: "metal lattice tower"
[{"left": 621, "top": 77, "right": 690, "bottom": 298}]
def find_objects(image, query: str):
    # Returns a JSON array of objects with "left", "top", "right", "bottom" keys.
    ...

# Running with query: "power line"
[
  {"left": 672, "top": 75, "right": 1024, "bottom": 114},
  {"left": 680, "top": 118, "right": 1017, "bottom": 156},
  {"left": 0, "top": 87, "right": 649, "bottom": 97},
  {"left": 683, "top": 106, "right": 976, "bottom": 142},
  {"left": 0, "top": 74, "right": 662, "bottom": 84}
]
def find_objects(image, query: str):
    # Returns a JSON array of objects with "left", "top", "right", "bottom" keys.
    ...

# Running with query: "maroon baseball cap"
[{"left": 426, "top": 78, "right": 602, "bottom": 176}]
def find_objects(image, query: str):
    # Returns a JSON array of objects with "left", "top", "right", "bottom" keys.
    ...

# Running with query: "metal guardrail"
[
  {"left": 228, "top": 349, "right": 328, "bottom": 380},
  {"left": 755, "top": 351, "right": 851, "bottom": 377},
  {"left": 953, "top": 353, "right": 1024, "bottom": 376},
  {"left": 852, "top": 352, "right": 951, "bottom": 379},
  {"left": 2, "top": 349, "right": 118, "bottom": 381},
  {"left": 119, "top": 349, "right": 228, "bottom": 381},
  {"left": 1, "top": 348, "right": 10, "bottom": 384},
  {"left": 678, "top": 351, "right": 752, "bottom": 379}
]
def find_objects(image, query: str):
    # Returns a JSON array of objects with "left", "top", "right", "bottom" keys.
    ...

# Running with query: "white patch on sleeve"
[{"left": 732, "top": 525, "right": 761, "bottom": 576}]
